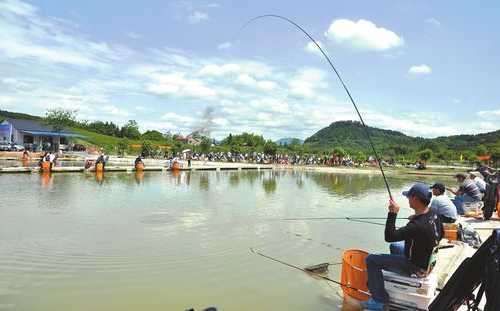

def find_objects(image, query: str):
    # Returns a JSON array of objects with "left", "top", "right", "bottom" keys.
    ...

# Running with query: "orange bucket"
[
  {"left": 172, "top": 162, "right": 181, "bottom": 170},
  {"left": 96, "top": 162, "right": 104, "bottom": 172},
  {"left": 497, "top": 186, "right": 500, "bottom": 219},
  {"left": 135, "top": 163, "right": 145, "bottom": 171},
  {"left": 41, "top": 161, "right": 51, "bottom": 172},
  {"left": 443, "top": 223, "right": 458, "bottom": 241},
  {"left": 341, "top": 249, "right": 370, "bottom": 301}
]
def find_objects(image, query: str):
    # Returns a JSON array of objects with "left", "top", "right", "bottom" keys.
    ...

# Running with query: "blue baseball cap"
[{"left": 402, "top": 183, "right": 432, "bottom": 201}]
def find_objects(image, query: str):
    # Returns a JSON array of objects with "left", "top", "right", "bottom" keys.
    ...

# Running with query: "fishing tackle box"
[{"left": 383, "top": 270, "right": 438, "bottom": 311}]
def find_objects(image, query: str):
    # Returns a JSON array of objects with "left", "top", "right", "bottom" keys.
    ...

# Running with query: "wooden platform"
[{"left": 0, "top": 165, "right": 273, "bottom": 174}]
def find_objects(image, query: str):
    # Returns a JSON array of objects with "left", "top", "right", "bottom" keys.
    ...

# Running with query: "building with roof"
[{"left": 0, "top": 118, "right": 83, "bottom": 151}]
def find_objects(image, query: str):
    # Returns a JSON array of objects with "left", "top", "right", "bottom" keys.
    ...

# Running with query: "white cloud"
[
  {"left": 188, "top": 10, "right": 209, "bottom": 24},
  {"left": 477, "top": 109, "right": 500, "bottom": 118},
  {"left": 162, "top": 112, "right": 195, "bottom": 124},
  {"left": 101, "top": 105, "right": 130, "bottom": 117},
  {"left": 148, "top": 73, "right": 217, "bottom": 98},
  {"left": 452, "top": 98, "right": 461, "bottom": 104},
  {"left": 235, "top": 74, "right": 277, "bottom": 91},
  {"left": 217, "top": 42, "right": 232, "bottom": 50},
  {"left": 198, "top": 63, "right": 240, "bottom": 76},
  {"left": 305, "top": 41, "right": 324, "bottom": 56},
  {"left": 126, "top": 32, "right": 142, "bottom": 40},
  {"left": 173, "top": 1, "right": 219, "bottom": 24},
  {"left": 426, "top": 18, "right": 441, "bottom": 28},
  {"left": 325, "top": 19, "right": 403, "bottom": 51},
  {"left": 0, "top": 0, "right": 37, "bottom": 16},
  {"left": 288, "top": 67, "right": 327, "bottom": 98},
  {"left": 409, "top": 64, "right": 432, "bottom": 75}
]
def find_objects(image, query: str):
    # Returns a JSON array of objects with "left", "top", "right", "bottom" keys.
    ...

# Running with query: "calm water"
[{"left": 0, "top": 170, "right": 431, "bottom": 311}]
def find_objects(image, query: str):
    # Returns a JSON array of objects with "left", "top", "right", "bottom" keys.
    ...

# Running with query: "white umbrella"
[{"left": 182, "top": 149, "right": 191, "bottom": 153}]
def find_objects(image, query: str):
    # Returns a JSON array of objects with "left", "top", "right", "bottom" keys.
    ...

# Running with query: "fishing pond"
[{"left": 0, "top": 170, "right": 444, "bottom": 311}]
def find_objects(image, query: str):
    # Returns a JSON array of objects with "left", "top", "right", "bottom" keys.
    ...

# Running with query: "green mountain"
[{"left": 304, "top": 120, "right": 500, "bottom": 158}]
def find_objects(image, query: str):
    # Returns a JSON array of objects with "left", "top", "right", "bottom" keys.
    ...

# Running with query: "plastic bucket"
[
  {"left": 341, "top": 249, "right": 370, "bottom": 301},
  {"left": 41, "top": 161, "right": 51, "bottom": 172},
  {"left": 443, "top": 223, "right": 458, "bottom": 241},
  {"left": 135, "top": 163, "right": 144, "bottom": 171},
  {"left": 497, "top": 186, "right": 500, "bottom": 219},
  {"left": 96, "top": 162, "right": 104, "bottom": 172},
  {"left": 172, "top": 162, "right": 181, "bottom": 170}
]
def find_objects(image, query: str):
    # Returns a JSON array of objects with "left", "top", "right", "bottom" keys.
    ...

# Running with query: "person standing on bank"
[{"left": 361, "top": 183, "right": 444, "bottom": 310}]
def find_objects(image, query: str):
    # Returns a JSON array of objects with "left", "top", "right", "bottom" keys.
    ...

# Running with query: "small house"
[{"left": 0, "top": 118, "right": 82, "bottom": 151}]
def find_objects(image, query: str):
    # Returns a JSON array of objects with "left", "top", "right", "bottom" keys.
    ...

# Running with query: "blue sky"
[{"left": 0, "top": 0, "right": 499, "bottom": 139}]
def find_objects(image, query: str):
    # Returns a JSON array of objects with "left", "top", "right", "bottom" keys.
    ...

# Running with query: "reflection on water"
[
  {"left": 95, "top": 171, "right": 104, "bottom": 184},
  {"left": 0, "top": 170, "right": 432, "bottom": 311},
  {"left": 40, "top": 172, "right": 52, "bottom": 188},
  {"left": 134, "top": 171, "right": 144, "bottom": 184},
  {"left": 305, "top": 172, "right": 407, "bottom": 198},
  {"left": 262, "top": 177, "right": 277, "bottom": 194}
]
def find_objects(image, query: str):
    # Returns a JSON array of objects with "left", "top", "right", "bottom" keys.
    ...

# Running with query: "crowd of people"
[
  {"left": 172, "top": 151, "right": 383, "bottom": 167},
  {"left": 361, "top": 165, "right": 499, "bottom": 310}
]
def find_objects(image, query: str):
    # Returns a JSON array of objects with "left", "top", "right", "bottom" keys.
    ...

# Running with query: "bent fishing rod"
[
  {"left": 239, "top": 15, "right": 393, "bottom": 200},
  {"left": 249, "top": 248, "right": 369, "bottom": 295}
]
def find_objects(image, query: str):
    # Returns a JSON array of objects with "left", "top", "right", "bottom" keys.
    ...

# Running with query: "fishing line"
[
  {"left": 249, "top": 248, "right": 370, "bottom": 295},
  {"left": 237, "top": 14, "right": 393, "bottom": 199}
]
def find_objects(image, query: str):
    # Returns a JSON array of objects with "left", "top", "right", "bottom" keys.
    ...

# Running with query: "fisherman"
[
  {"left": 95, "top": 151, "right": 107, "bottom": 170},
  {"left": 429, "top": 182, "right": 457, "bottom": 223},
  {"left": 39, "top": 152, "right": 49, "bottom": 168},
  {"left": 449, "top": 173, "right": 482, "bottom": 215},
  {"left": 363, "top": 183, "right": 443, "bottom": 310},
  {"left": 134, "top": 155, "right": 143, "bottom": 166},
  {"left": 469, "top": 171, "right": 486, "bottom": 193}
]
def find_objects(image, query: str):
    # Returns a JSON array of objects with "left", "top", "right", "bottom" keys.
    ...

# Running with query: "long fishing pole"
[
  {"left": 280, "top": 216, "right": 389, "bottom": 221},
  {"left": 249, "top": 248, "right": 369, "bottom": 295},
  {"left": 239, "top": 15, "right": 393, "bottom": 200}
]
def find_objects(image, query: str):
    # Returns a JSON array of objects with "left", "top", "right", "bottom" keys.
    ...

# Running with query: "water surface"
[{"left": 0, "top": 170, "right": 436, "bottom": 311}]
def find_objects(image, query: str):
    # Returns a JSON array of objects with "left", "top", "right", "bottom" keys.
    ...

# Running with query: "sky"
[{"left": 0, "top": 0, "right": 499, "bottom": 140}]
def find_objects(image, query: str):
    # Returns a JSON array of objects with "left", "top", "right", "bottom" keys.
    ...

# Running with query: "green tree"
[
  {"left": 142, "top": 130, "right": 165, "bottom": 141},
  {"left": 354, "top": 151, "right": 366, "bottom": 162},
  {"left": 476, "top": 145, "right": 488, "bottom": 156},
  {"left": 117, "top": 138, "right": 129, "bottom": 157},
  {"left": 416, "top": 149, "right": 433, "bottom": 163},
  {"left": 263, "top": 140, "right": 278, "bottom": 155},
  {"left": 332, "top": 146, "right": 346, "bottom": 157},
  {"left": 44, "top": 108, "right": 77, "bottom": 132},
  {"left": 141, "top": 140, "right": 157, "bottom": 158},
  {"left": 120, "top": 120, "right": 141, "bottom": 139},
  {"left": 200, "top": 137, "right": 212, "bottom": 154}
]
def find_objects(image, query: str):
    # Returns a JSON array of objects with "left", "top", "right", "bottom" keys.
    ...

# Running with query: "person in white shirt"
[
  {"left": 470, "top": 171, "right": 486, "bottom": 193},
  {"left": 429, "top": 182, "right": 457, "bottom": 223}
]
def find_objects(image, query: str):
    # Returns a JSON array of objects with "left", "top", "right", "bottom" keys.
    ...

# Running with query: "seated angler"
[
  {"left": 449, "top": 173, "right": 482, "bottom": 215},
  {"left": 362, "top": 183, "right": 443, "bottom": 310},
  {"left": 429, "top": 182, "right": 458, "bottom": 223},
  {"left": 469, "top": 171, "right": 486, "bottom": 193},
  {"left": 135, "top": 155, "right": 143, "bottom": 166}
]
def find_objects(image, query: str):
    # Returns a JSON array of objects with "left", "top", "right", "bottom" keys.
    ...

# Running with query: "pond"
[{"left": 0, "top": 170, "right": 439, "bottom": 311}]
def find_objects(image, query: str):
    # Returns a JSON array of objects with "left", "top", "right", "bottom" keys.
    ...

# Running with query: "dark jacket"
[{"left": 385, "top": 210, "right": 444, "bottom": 270}]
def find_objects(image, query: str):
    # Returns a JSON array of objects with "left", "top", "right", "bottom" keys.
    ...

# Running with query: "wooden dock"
[{"left": 0, "top": 165, "right": 274, "bottom": 174}]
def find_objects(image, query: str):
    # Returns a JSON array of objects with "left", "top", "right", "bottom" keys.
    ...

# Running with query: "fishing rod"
[
  {"left": 280, "top": 216, "right": 389, "bottom": 221},
  {"left": 249, "top": 248, "right": 370, "bottom": 295},
  {"left": 239, "top": 14, "right": 393, "bottom": 200}
]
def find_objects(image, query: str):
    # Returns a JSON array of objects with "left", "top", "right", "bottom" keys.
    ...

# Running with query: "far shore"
[{"left": 0, "top": 152, "right": 476, "bottom": 177}]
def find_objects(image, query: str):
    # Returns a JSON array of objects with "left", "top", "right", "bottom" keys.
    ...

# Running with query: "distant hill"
[
  {"left": 0, "top": 109, "right": 42, "bottom": 121},
  {"left": 304, "top": 120, "right": 500, "bottom": 156},
  {"left": 276, "top": 137, "right": 303, "bottom": 146}
]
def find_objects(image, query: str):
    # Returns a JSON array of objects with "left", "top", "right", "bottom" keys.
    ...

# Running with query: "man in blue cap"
[{"left": 361, "top": 183, "right": 444, "bottom": 310}]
